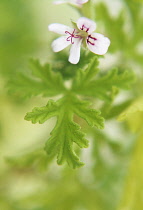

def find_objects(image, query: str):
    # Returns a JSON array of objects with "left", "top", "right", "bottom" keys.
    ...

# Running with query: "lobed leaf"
[
  {"left": 45, "top": 115, "right": 88, "bottom": 169},
  {"left": 74, "top": 67, "right": 135, "bottom": 102},
  {"left": 29, "top": 59, "right": 65, "bottom": 91},
  {"left": 25, "top": 100, "right": 59, "bottom": 124},
  {"left": 25, "top": 93, "right": 104, "bottom": 168},
  {"left": 44, "top": 95, "right": 104, "bottom": 168},
  {"left": 72, "top": 57, "right": 99, "bottom": 90},
  {"left": 8, "top": 73, "right": 56, "bottom": 99},
  {"left": 8, "top": 59, "right": 66, "bottom": 99},
  {"left": 72, "top": 96, "right": 104, "bottom": 129}
]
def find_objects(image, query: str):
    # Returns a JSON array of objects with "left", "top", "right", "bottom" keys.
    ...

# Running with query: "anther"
[{"left": 87, "top": 35, "right": 97, "bottom": 45}]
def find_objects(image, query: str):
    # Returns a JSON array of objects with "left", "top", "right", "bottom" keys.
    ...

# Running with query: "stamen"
[
  {"left": 65, "top": 29, "right": 80, "bottom": 44},
  {"left": 87, "top": 35, "right": 97, "bottom": 46},
  {"left": 80, "top": 24, "right": 89, "bottom": 32}
]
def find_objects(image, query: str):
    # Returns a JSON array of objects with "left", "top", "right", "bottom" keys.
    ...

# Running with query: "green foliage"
[
  {"left": 52, "top": 50, "right": 96, "bottom": 79},
  {"left": 8, "top": 59, "right": 66, "bottom": 98},
  {"left": 95, "top": 3, "right": 127, "bottom": 53},
  {"left": 103, "top": 99, "right": 133, "bottom": 120},
  {"left": 25, "top": 94, "right": 104, "bottom": 168},
  {"left": 20, "top": 57, "right": 135, "bottom": 168},
  {"left": 95, "top": 2, "right": 143, "bottom": 66},
  {"left": 73, "top": 58, "right": 135, "bottom": 102},
  {"left": 25, "top": 100, "right": 58, "bottom": 124},
  {"left": 6, "top": 148, "right": 50, "bottom": 172},
  {"left": 118, "top": 97, "right": 143, "bottom": 132},
  {"left": 71, "top": 97, "right": 104, "bottom": 129}
]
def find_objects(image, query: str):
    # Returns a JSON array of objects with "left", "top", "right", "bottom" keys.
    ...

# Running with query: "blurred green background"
[{"left": 0, "top": 0, "right": 143, "bottom": 210}]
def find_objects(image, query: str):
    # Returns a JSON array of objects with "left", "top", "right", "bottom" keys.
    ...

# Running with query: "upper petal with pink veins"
[{"left": 77, "top": 17, "right": 96, "bottom": 34}]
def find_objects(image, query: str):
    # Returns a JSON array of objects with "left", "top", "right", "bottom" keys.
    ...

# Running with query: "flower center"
[
  {"left": 65, "top": 29, "right": 80, "bottom": 44},
  {"left": 87, "top": 35, "right": 97, "bottom": 46}
]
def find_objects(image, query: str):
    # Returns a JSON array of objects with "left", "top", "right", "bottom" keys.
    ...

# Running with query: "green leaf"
[
  {"left": 72, "top": 96, "right": 104, "bottom": 129},
  {"left": 29, "top": 59, "right": 65, "bottom": 91},
  {"left": 25, "top": 94, "right": 104, "bottom": 168},
  {"left": 52, "top": 50, "right": 97, "bottom": 80},
  {"left": 8, "top": 59, "right": 66, "bottom": 99},
  {"left": 8, "top": 73, "right": 49, "bottom": 98},
  {"left": 45, "top": 118, "right": 88, "bottom": 169},
  {"left": 72, "top": 57, "right": 99, "bottom": 90},
  {"left": 118, "top": 97, "right": 143, "bottom": 121},
  {"left": 73, "top": 67, "right": 135, "bottom": 102},
  {"left": 25, "top": 100, "right": 59, "bottom": 124},
  {"left": 103, "top": 99, "right": 133, "bottom": 120},
  {"left": 118, "top": 97, "right": 143, "bottom": 132}
]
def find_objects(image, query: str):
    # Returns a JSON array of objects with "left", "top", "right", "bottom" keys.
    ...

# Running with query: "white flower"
[
  {"left": 54, "top": 0, "right": 88, "bottom": 6},
  {"left": 48, "top": 17, "right": 110, "bottom": 64}
]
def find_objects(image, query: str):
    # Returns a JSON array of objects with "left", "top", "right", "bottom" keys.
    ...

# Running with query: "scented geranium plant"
[
  {"left": 4, "top": 0, "right": 143, "bottom": 209},
  {"left": 8, "top": 1, "right": 135, "bottom": 169}
]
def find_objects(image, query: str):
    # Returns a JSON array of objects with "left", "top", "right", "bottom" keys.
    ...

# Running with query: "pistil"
[{"left": 65, "top": 29, "right": 80, "bottom": 44}]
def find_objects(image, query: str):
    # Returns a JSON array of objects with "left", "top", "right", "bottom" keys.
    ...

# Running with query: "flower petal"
[
  {"left": 68, "top": 38, "right": 82, "bottom": 64},
  {"left": 77, "top": 17, "right": 96, "bottom": 34},
  {"left": 51, "top": 36, "right": 71, "bottom": 52},
  {"left": 87, "top": 33, "right": 110, "bottom": 55},
  {"left": 48, "top": 23, "right": 73, "bottom": 35}
]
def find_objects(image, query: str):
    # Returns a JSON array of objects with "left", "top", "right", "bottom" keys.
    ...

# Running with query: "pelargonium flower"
[
  {"left": 54, "top": 0, "right": 88, "bottom": 6},
  {"left": 48, "top": 17, "right": 110, "bottom": 64}
]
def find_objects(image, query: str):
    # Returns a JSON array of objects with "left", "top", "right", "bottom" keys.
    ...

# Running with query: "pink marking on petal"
[{"left": 87, "top": 35, "right": 97, "bottom": 45}]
